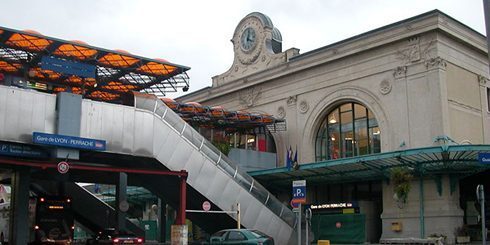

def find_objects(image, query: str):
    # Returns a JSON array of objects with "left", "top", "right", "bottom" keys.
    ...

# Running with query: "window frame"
[{"left": 315, "top": 102, "right": 380, "bottom": 161}]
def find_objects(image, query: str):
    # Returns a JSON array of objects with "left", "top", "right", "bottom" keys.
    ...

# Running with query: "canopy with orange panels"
[{"left": 0, "top": 26, "right": 190, "bottom": 102}]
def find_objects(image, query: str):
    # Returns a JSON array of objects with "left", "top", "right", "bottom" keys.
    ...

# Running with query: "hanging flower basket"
[{"left": 391, "top": 167, "right": 413, "bottom": 204}]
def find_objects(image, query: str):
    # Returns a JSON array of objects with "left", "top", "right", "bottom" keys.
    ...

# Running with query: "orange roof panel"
[
  {"left": 0, "top": 61, "right": 21, "bottom": 72},
  {"left": 29, "top": 68, "right": 61, "bottom": 80},
  {"left": 98, "top": 53, "right": 139, "bottom": 68},
  {"left": 101, "top": 81, "right": 140, "bottom": 92},
  {"left": 53, "top": 44, "right": 97, "bottom": 60},
  {"left": 137, "top": 62, "right": 177, "bottom": 76},
  {"left": 6, "top": 33, "right": 52, "bottom": 52},
  {"left": 88, "top": 90, "right": 120, "bottom": 100}
]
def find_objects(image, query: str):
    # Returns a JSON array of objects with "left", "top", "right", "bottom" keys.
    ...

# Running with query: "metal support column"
[
  {"left": 9, "top": 167, "right": 31, "bottom": 245},
  {"left": 116, "top": 172, "right": 128, "bottom": 232},
  {"left": 158, "top": 198, "right": 167, "bottom": 243},
  {"left": 419, "top": 175, "right": 425, "bottom": 238},
  {"left": 176, "top": 173, "right": 187, "bottom": 225}
]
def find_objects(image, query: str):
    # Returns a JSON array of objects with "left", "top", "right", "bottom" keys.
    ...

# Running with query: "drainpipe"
[{"left": 419, "top": 174, "right": 425, "bottom": 238}]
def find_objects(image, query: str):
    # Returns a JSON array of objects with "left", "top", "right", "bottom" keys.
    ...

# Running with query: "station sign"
[
  {"left": 33, "top": 132, "right": 106, "bottom": 151},
  {"left": 478, "top": 153, "right": 490, "bottom": 164},
  {"left": 0, "top": 142, "right": 48, "bottom": 158},
  {"left": 291, "top": 180, "right": 306, "bottom": 208},
  {"left": 310, "top": 202, "right": 356, "bottom": 210}
]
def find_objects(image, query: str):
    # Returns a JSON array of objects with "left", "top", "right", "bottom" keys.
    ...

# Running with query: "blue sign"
[
  {"left": 478, "top": 153, "right": 490, "bottom": 164},
  {"left": 292, "top": 180, "right": 306, "bottom": 204},
  {"left": 0, "top": 142, "right": 48, "bottom": 158},
  {"left": 33, "top": 132, "right": 106, "bottom": 151},
  {"left": 41, "top": 56, "right": 96, "bottom": 78}
]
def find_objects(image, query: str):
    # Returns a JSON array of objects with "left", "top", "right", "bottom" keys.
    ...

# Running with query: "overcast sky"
[{"left": 0, "top": 0, "right": 486, "bottom": 98}]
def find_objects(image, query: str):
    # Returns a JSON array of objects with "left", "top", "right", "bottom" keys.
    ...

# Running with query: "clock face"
[
  {"left": 236, "top": 17, "right": 263, "bottom": 64},
  {"left": 240, "top": 27, "right": 256, "bottom": 52}
]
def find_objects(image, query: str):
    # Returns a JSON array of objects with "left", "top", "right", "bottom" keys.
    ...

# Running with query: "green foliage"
[
  {"left": 391, "top": 167, "right": 413, "bottom": 203},
  {"left": 213, "top": 141, "right": 231, "bottom": 156}
]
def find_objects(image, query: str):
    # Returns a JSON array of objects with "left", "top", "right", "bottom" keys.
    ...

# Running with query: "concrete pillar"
[
  {"left": 381, "top": 175, "right": 463, "bottom": 243},
  {"left": 55, "top": 92, "right": 82, "bottom": 160},
  {"left": 115, "top": 172, "right": 128, "bottom": 232},
  {"left": 9, "top": 168, "right": 31, "bottom": 245}
]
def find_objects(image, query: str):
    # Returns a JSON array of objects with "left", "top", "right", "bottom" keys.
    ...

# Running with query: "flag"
[
  {"left": 286, "top": 146, "right": 292, "bottom": 171},
  {"left": 293, "top": 146, "right": 298, "bottom": 170}
]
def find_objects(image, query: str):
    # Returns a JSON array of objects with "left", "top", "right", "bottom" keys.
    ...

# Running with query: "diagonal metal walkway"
[{"left": 0, "top": 86, "right": 296, "bottom": 244}]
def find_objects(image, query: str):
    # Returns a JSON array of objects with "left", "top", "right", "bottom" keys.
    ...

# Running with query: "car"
[
  {"left": 209, "top": 229, "right": 274, "bottom": 245},
  {"left": 89, "top": 228, "right": 143, "bottom": 244}
]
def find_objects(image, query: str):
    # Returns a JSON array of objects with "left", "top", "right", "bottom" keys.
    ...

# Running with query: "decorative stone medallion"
[
  {"left": 379, "top": 79, "right": 392, "bottom": 95},
  {"left": 298, "top": 100, "right": 309, "bottom": 114},
  {"left": 277, "top": 106, "right": 286, "bottom": 119}
]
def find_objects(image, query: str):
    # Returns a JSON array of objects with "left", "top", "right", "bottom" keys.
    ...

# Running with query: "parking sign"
[{"left": 292, "top": 180, "right": 306, "bottom": 207}]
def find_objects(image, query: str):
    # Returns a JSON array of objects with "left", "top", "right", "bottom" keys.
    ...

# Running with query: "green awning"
[{"left": 249, "top": 145, "right": 490, "bottom": 188}]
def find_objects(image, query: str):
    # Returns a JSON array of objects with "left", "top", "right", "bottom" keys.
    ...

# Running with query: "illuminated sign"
[
  {"left": 310, "top": 202, "right": 356, "bottom": 210},
  {"left": 478, "top": 153, "right": 490, "bottom": 164},
  {"left": 48, "top": 205, "right": 64, "bottom": 210}
]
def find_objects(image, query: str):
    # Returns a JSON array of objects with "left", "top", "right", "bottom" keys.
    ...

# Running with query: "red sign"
[
  {"left": 202, "top": 201, "right": 211, "bottom": 212},
  {"left": 57, "top": 161, "right": 69, "bottom": 174},
  {"left": 290, "top": 199, "right": 302, "bottom": 209}
]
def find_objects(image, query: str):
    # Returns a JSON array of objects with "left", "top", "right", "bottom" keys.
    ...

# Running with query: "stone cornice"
[{"left": 178, "top": 11, "right": 486, "bottom": 103}]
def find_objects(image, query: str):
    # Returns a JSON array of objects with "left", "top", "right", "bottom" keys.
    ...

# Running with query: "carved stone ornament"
[
  {"left": 396, "top": 37, "right": 436, "bottom": 65},
  {"left": 298, "top": 100, "right": 309, "bottom": 114},
  {"left": 393, "top": 66, "right": 407, "bottom": 79},
  {"left": 239, "top": 87, "right": 262, "bottom": 108},
  {"left": 425, "top": 57, "right": 447, "bottom": 70},
  {"left": 277, "top": 106, "right": 286, "bottom": 119},
  {"left": 287, "top": 95, "right": 297, "bottom": 106},
  {"left": 479, "top": 75, "right": 488, "bottom": 85},
  {"left": 379, "top": 79, "right": 392, "bottom": 95}
]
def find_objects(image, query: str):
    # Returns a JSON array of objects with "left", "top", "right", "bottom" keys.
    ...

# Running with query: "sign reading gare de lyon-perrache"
[{"left": 33, "top": 132, "right": 106, "bottom": 151}]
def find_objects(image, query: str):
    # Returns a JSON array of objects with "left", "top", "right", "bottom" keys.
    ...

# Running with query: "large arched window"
[{"left": 315, "top": 102, "right": 380, "bottom": 161}]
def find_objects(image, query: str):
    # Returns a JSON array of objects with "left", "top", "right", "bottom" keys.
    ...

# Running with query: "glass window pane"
[
  {"left": 328, "top": 123, "right": 340, "bottom": 160},
  {"left": 354, "top": 104, "right": 367, "bottom": 119},
  {"left": 316, "top": 121, "right": 328, "bottom": 161},
  {"left": 369, "top": 126, "right": 381, "bottom": 154},
  {"left": 342, "top": 131, "right": 354, "bottom": 157},
  {"left": 340, "top": 103, "right": 352, "bottom": 112},
  {"left": 341, "top": 111, "right": 353, "bottom": 126},
  {"left": 355, "top": 118, "right": 368, "bottom": 155}
]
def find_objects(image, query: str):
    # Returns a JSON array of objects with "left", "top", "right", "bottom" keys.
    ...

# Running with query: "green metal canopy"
[{"left": 249, "top": 145, "right": 490, "bottom": 188}]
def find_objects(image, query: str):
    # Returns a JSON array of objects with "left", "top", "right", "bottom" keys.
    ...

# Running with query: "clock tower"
[{"left": 212, "top": 12, "right": 299, "bottom": 87}]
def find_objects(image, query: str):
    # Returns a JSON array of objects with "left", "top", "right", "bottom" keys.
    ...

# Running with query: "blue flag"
[
  {"left": 292, "top": 146, "right": 299, "bottom": 169},
  {"left": 286, "top": 146, "right": 292, "bottom": 171}
]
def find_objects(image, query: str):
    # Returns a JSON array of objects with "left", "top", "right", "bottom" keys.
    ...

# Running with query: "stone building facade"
[{"left": 178, "top": 10, "right": 490, "bottom": 243}]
